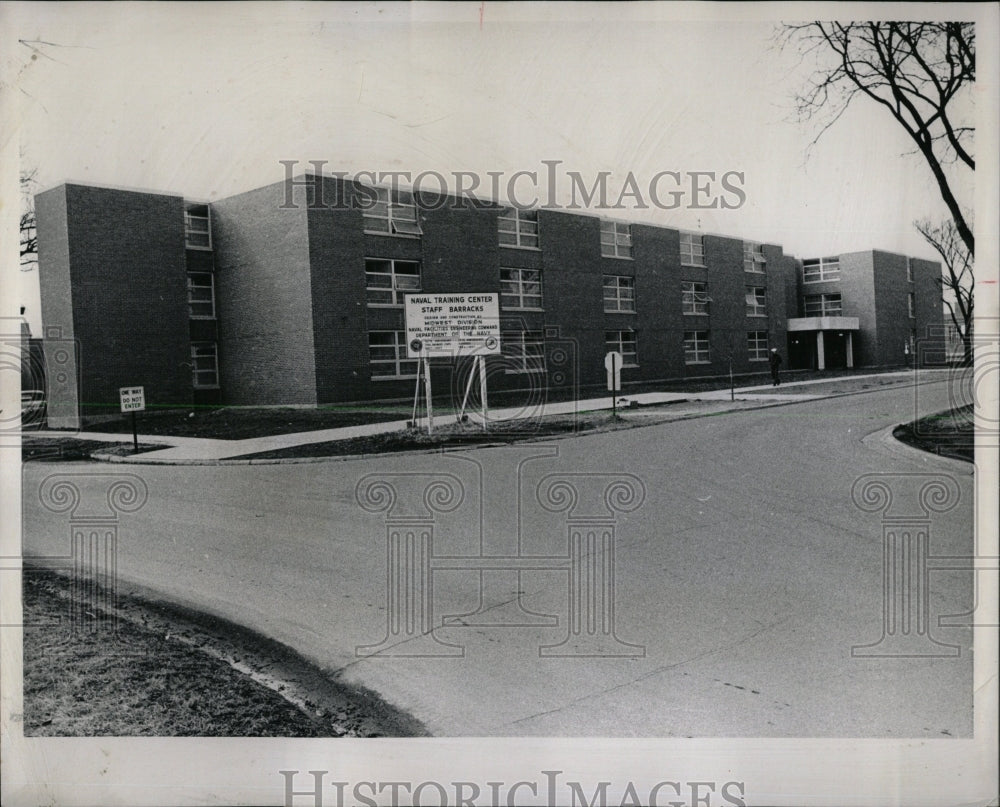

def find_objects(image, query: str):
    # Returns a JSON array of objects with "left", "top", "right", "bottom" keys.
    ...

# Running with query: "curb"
[
  {"left": 861, "top": 423, "right": 975, "bottom": 474},
  {"left": 80, "top": 376, "right": 939, "bottom": 467}
]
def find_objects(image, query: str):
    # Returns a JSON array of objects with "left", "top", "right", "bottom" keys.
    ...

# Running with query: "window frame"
[
  {"left": 184, "top": 206, "right": 211, "bottom": 250},
  {"left": 679, "top": 232, "right": 706, "bottom": 267},
  {"left": 600, "top": 220, "right": 633, "bottom": 259},
  {"left": 365, "top": 258, "right": 422, "bottom": 307},
  {"left": 368, "top": 330, "right": 419, "bottom": 380},
  {"left": 747, "top": 330, "right": 769, "bottom": 362},
  {"left": 502, "top": 330, "right": 546, "bottom": 374},
  {"left": 681, "top": 280, "right": 710, "bottom": 316},
  {"left": 804, "top": 293, "right": 843, "bottom": 316},
  {"left": 499, "top": 267, "right": 544, "bottom": 311},
  {"left": 683, "top": 330, "right": 711, "bottom": 365},
  {"left": 802, "top": 257, "right": 841, "bottom": 283},
  {"left": 190, "top": 342, "right": 220, "bottom": 389},
  {"left": 187, "top": 271, "right": 216, "bottom": 319},
  {"left": 745, "top": 286, "right": 767, "bottom": 318},
  {"left": 605, "top": 329, "right": 638, "bottom": 367},
  {"left": 603, "top": 275, "right": 636, "bottom": 313},
  {"left": 743, "top": 242, "right": 766, "bottom": 273},
  {"left": 498, "top": 208, "right": 540, "bottom": 250},
  {"left": 363, "top": 187, "right": 422, "bottom": 237}
]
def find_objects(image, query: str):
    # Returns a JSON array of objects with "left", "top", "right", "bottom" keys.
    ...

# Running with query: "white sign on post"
[
  {"left": 604, "top": 351, "right": 623, "bottom": 392},
  {"left": 404, "top": 293, "right": 501, "bottom": 358},
  {"left": 119, "top": 386, "right": 146, "bottom": 413}
]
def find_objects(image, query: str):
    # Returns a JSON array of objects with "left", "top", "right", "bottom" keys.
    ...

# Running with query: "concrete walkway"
[{"left": 28, "top": 369, "right": 939, "bottom": 464}]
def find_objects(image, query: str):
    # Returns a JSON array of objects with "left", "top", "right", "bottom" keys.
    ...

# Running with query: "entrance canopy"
[
  {"left": 787, "top": 316, "right": 860, "bottom": 333},
  {"left": 786, "top": 316, "right": 860, "bottom": 370}
]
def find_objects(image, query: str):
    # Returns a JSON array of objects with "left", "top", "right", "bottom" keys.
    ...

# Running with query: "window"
[
  {"left": 908, "top": 292, "right": 916, "bottom": 318},
  {"left": 907, "top": 258, "right": 914, "bottom": 283},
  {"left": 743, "top": 242, "right": 766, "bottom": 273},
  {"left": 605, "top": 330, "right": 638, "bottom": 366},
  {"left": 363, "top": 187, "right": 422, "bottom": 236},
  {"left": 500, "top": 268, "right": 543, "bottom": 310},
  {"left": 747, "top": 330, "right": 769, "bottom": 362},
  {"left": 190, "top": 342, "right": 219, "bottom": 388},
  {"left": 681, "top": 281, "right": 709, "bottom": 315},
  {"left": 502, "top": 330, "right": 545, "bottom": 373},
  {"left": 184, "top": 204, "right": 211, "bottom": 249},
  {"left": 745, "top": 286, "right": 767, "bottom": 317},
  {"left": 680, "top": 232, "right": 705, "bottom": 267},
  {"left": 498, "top": 208, "right": 539, "bottom": 249},
  {"left": 600, "top": 221, "right": 633, "bottom": 259},
  {"left": 804, "top": 293, "right": 842, "bottom": 316},
  {"left": 368, "top": 331, "right": 418, "bottom": 379},
  {"left": 683, "top": 330, "right": 710, "bottom": 364},
  {"left": 603, "top": 275, "right": 636, "bottom": 313},
  {"left": 803, "top": 257, "right": 840, "bottom": 283},
  {"left": 187, "top": 272, "right": 215, "bottom": 319},
  {"left": 365, "top": 259, "right": 421, "bottom": 306}
]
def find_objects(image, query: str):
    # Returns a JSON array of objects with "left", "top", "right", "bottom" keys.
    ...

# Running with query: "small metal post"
[{"left": 612, "top": 353, "right": 617, "bottom": 417}]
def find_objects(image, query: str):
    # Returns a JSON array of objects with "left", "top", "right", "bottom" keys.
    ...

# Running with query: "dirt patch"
[
  {"left": 21, "top": 566, "right": 427, "bottom": 737},
  {"left": 893, "top": 405, "right": 974, "bottom": 463}
]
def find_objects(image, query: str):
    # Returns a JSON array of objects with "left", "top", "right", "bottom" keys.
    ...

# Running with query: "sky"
[{"left": 1, "top": 2, "right": 988, "bottom": 331}]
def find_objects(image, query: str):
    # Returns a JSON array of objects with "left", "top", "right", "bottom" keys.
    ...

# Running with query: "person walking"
[{"left": 769, "top": 348, "right": 782, "bottom": 386}]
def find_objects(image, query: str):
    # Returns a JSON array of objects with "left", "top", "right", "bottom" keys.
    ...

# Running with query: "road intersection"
[{"left": 21, "top": 375, "right": 977, "bottom": 736}]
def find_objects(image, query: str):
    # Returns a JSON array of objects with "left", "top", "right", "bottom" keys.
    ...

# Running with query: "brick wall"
[
  {"left": 539, "top": 211, "right": 608, "bottom": 388},
  {"left": 911, "top": 256, "right": 945, "bottom": 367},
  {"left": 35, "top": 186, "right": 81, "bottom": 427},
  {"left": 632, "top": 224, "right": 683, "bottom": 381},
  {"left": 211, "top": 180, "right": 317, "bottom": 405},
  {"left": 830, "top": 251, "right": 878, "bottom": 366},
  {"left": 763, "top": 245, "right": 796, "bottom": 368},
  {"left": 38, "top": 184, "right": 192, "bottom": 423}
]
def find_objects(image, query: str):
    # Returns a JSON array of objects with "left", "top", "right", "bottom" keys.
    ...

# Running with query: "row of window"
[
  {"left": 188, "top": 269, "right": 912, "bottom": 322},
  {"left": 360, "top": 190, "right": 768, "bottom": 270},
  {"left": 185, "top": 263, "right": 772, "bottom": 322},
  {"left": 360, "top": 260, "right": 769, "bottom": 317},
  {"left": 802, "top": 257, "right": 840, "bottom": 283},
  {"left": 190, "top": 328, "right": 772, "bottom": 388},
  {"left": 185, "top": 191, "right": 774, "bottom": 272},
  {"left": 801, "top": 256, "right": 920, "bottom": 285},
  {"left": 803, "top": 292, "right": 915, "bottom": 318},
  {"left": 367, "top": 329, "right": 771, "bottom": 378}
]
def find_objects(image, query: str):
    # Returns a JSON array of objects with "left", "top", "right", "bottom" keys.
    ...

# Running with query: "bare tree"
[
  {"left": 916, "top": 218, "right": 973, "bottom": 365},
  {"left": 779, "top": 22, "right": 975, "bottom": 257},
  {"left": 21, "top": 168, "right": 38, "bottom": 271}
]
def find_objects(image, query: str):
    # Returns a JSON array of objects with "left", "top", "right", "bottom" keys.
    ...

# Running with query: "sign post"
[
  {"left": 119, "top": 386, "right": 145, "bottom": 453},
  {"left": 604, "top": 351, "right": 623, "bottom": 417},
  {"left": 404, "top": 293, "right": 501, "bottom": 434}
]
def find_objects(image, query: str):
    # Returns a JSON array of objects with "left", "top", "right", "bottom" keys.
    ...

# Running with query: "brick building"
[{"left": 35, "top": 175, "right": 944, "bottom": 427}]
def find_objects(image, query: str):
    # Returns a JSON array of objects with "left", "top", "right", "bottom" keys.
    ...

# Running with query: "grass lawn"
[
  {"left": 51, "top": 366, "right": 890, "bottom": 441},
  {"left": 230, "top": 412, "right": 618, "bottom": 460},
  {"left": 21, "top": 567, "right": 427, "bottom": 737},
  {"left": 78, "top": 404, "right": 410, "bottom": 440},
  {"left": 21, "top": 437, "right": 162, "bottom": 462},
  {"left": 893, "top": 404, "right": 975, "bottom": 463}
]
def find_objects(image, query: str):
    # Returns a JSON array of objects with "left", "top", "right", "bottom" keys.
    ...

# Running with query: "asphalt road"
[{"left": 21, "top": 378, "right": 976, "bottom": 737}]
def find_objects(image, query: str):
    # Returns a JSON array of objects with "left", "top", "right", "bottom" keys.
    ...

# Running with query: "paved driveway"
[{"left": 22, "top": 378, "right": 976, "bottom": 736}]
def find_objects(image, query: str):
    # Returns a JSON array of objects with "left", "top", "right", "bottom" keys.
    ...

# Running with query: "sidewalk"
[{"left": 29, "top": 370, "right": 939, "bottom": 464}]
